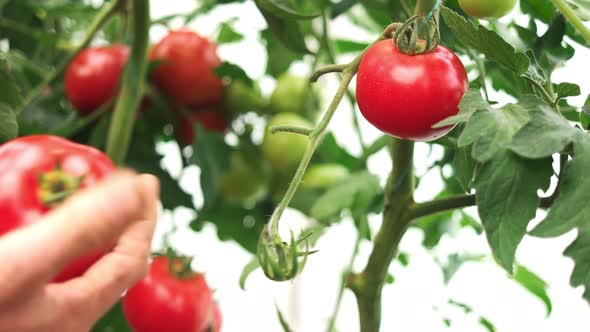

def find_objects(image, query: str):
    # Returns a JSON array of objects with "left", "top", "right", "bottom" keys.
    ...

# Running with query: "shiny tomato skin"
[
  {"left": 150, "top": 29, "right": 223, "bottom": 107},
  {"left": 123, "top": 257, "right": 214, "bottom": 332},
  {"left": 0, "top": 135, "right": 115, "bottom": 282},
  {"left": 65, "top": 45, "right": 130, "bottom": 114},
  {"left": 356, "top": 40, "right": 468, "bottom": 142},
  {"left": 178, "top": 110, "right": 228, "bottom": 145},
  {"left": 207, "top": 302, "right": 222, "bottom": 332}
]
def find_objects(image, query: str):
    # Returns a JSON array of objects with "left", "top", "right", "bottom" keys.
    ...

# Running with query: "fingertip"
[{"left": 139, "top": 174, "right": 160, "bottom": 199}]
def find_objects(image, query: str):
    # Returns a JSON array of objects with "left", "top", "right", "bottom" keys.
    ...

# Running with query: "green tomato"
[
  {"left": 301, "top": 164, "right": 350, "bottom": 189},
  {"left": 223, "top": 80, "right": 266, "bottom": 115},
  {"left": 269, "top": 74, "right": 318, "bottom": 117},
  {"left": 458, "top": 0, "right": 517, "bottom": 19},
  {"left": 262, "top": 113, "right": 311, "bottom": 174},
  {"left": 220, "top": 152, "right": 271, "bottom": 206}
]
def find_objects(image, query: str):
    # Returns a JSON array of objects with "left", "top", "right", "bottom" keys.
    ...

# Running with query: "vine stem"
[
  {"left": 15, "top": 0, "right": 123, "bottom": 115},
  {"left": 266, "top": 25, "right": 396, "bottom": 239},
  {"left": 550, "top": 0, "right": 590, "bottom": 44},
  {"left": 105, "top": 0, "right": 150, "bottom": 164}
]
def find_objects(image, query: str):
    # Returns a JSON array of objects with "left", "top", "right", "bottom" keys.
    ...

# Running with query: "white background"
[{"left": 149, "top": 1, "right": 590, "bottom": 331}]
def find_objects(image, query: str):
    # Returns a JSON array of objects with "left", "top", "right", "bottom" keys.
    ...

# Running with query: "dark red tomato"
[
  {"left": 150, "top": 29, "right": 223, "bottom": 107},
  {"left": 356, "top": 40, "right": 468, "bottom": 141},
  {"left": 65, "top": 45, "right": 130, "bottom": 114},
  {"left": 178, "top": 110, "right": 228, "bottom": 145},
  {"left": 0, "top": 135, "right": 115, "bottom": 282},
  {"left": 123, "top": 257, "right": 214, "bottom": 332}
]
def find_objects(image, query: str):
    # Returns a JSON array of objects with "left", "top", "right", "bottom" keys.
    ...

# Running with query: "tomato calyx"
[
  {"left": 393, "top": 15, "right": 440, "bottom": 55},
  {"left": 37, "top": 166, "right": 85, "bottom": 208}
]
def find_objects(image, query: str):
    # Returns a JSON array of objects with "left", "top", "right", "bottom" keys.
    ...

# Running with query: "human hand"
[{"left": 0, "top": 171, "right": 160, "bottom": 332}]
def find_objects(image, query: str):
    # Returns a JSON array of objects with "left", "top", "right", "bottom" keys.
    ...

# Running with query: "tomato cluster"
[
  {"left": 0, "top": 135, "right": 115, "bottom": 282},
  {"left": 123, "top": 256, "right": 221, "bottom": 332},
  {"left": 63, "top": 29, "right": 228, "bottom": 146}
]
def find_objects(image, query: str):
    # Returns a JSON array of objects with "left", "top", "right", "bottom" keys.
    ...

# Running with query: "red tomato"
[
  {"left": 178, "top": 110, "right": 228, "bottom": 145},
  {"left": 356, "top": 40, "right": 468, "bottom": 141},
  {"left": 65, "top": 45, "right": 130, "bottom": 114},
  {"left": 123, "top": 257, "right": 214, "bottom": 332},
  {"left": 150, "top": 29, "right": 223, "bottom": 107},
  {"left": 0, "top": 135, "right": 115, "bottom": 282},
  {"left": 205, "top": 302, "right": 222, "bottom": 332}
]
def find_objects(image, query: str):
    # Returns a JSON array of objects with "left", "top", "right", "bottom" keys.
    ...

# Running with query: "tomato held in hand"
[
  {"left": 150, "top": 29, "right": 223, "bottom": 107},
  {"left": 459, "top": 0, "right": 517, "bottom": 19},
  {"left": 261, "top": 113, "right": 311, "bottom": 174},
  {"left": 178, "top": 109, "right": 228, "bottom": 145},
  {"left": 123, "top": 257, "right": 214, "bottom": 332},
  {"left": 65, "top": 45, "right": 130, "bottom": 114},
  {"left": 356, "top": 40, "right": 467, "bottom": 141},
  {"left": 0, "top": 135, "right": 115, "bottom": 282}
]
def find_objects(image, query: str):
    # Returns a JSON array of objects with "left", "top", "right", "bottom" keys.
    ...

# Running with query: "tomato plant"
[
  {"left": 122, "top": 256, "right": 215, "bottom": 332},
  {"left": 458, "top": 0, "right": 518, "bottom": 19},
  {"left": 0, "top": 135, "right": 115, "bottom": 282},
  {"left": 65, "top": 45, "right": 130, "bottom": 114},
  {"left": 150, "top": 29, "right": 224, "bottom": 107},
  {"left": 356, "top": 40, "right": 468, "bottom": 141}
]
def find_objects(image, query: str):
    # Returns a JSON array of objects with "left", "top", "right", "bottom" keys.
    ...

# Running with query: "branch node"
[{"left": 310, "top": 64, "right": 347, "bottom": 82}]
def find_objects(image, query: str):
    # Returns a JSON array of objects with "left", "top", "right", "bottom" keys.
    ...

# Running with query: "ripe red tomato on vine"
[
  {"left": 0, "top": 135, "right": 115, "bottom": 282},
  {"left": 64, "top": 45, "right": 130, "bottom": 114},
  {"left": 122, "top": 256, "right": 217, "bottom": 332},
  {"left": 356, "top": 40, "right": 468, "bottom": 141},
  {"left": 150, "top": 29, "right": 224, "bottom": 107}
]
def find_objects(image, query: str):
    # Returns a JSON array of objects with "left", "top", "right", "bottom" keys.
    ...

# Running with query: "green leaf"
[
  {"left": 91, "top": 301, "right": 132, "bottom": 332},
  {"left": 556, "top": 82, "right": 581, "bottom": 99},
  {"left": 453, "top": 145, "right": 477, "bottom": 192},
  {"left": 217, "top": 21, "right": 244, "bottom": 44},
  {"left": 563, "top": 226, "right": 590, "bottom": 303},
  {"left": 581, "top": 95, "right": 590, "bottom": 130},
  {"left": 335, "top": 39, "right": 369, "bottom": 54},
  {"left": 475, "top": 152, "right": 553, "bottom": 272},
  {"left": 261, "top": 29, "right": 299, "bottom": 76},
  {"left": 532, "top": 135, "right": 590, "bottom": 237},
  {"left": 194, "top": 202, "right": 265, "bottom": 254},
  {"left": 190, "top": 126, "right": 231, "bottom": 208},
  {"left": 0, "top": 105, "right": 18, "bottom": 142},
  {"left": 433, "top": 89, "right": 491, "bottom": 128},
  {"left": 513, "top": 265, "right": 552, "bottom": 316},
  {"left": 311, "top": 172, "right": 380, "bottom": 222},
  {"left": 415, "top": 209, "right": 454, "bottom": 249},
  {"left": 316, "top": 133, "right": 358, "bottom": 171},
  {"left": 239, "top": 258, "right": 260, "bottom": 290},
  {"left": 440, "top": 6, "right": 529, "bottom": 75},
  {"left": 331, "top": 0, "right": 358, "bottom": 18},
  {"left": 257, "top": 5, "right": 310, "bottom": 54},
  {"left": 440, "top": 253, "right": 485, "bottom": 284},
  {"left": 508, "top": 107, "right": 578, "bottom": 159},
  {"left": 256, "top": 0, "right": 321, "bottom": 20},
  {"left": 214, "top": 62, "right": 253, "bottom": 86},
  {"left": 458, "top": 104, "right": 529, "bottom": 162},
  {"left": 479, "top": 317, "right": 496, "bottom": 332}
]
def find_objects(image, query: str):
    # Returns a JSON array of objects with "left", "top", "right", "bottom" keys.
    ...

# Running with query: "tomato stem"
[
  {"left": 550, "top": 0, "right": 590, "bottom": 44},
  {"left": 106, "top": 0, "right": 151, "bottom": 164},
  {"left": 269, "top": 125, "right": 312, "bottom": 136},
  {"left": 15, "top": 0, "right": 123, "bottom": 115}
]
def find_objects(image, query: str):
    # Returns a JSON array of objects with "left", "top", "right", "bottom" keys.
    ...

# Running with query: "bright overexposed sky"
[{"left": 149, "top": 1, "right": 590, "bottom": 331}]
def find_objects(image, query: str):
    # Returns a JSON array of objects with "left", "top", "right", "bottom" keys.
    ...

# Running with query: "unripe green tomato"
[
  {"left": 458, "top": 0, "right": 518, "bottom": 19},
  {"left": 220, "top": 153, "right": 270, "bottom": 206},
  {"left": 269, "top": 75, "right": 317, "bottom": 116},
  {"left": 262, "top": 113, "right": 311, "bottom": 174},
  {"left": 301, "top": 164, "right": 350, "bottom": 189},
  {"left": 223, "top": 80, "right": 266, "bottom": 115}
]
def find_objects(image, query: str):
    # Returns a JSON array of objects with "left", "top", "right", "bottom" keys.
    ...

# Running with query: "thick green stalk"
[
  {"left": 105, "top": 0, "right": 150, "bottom": 164},
  {"left": 550, "top": 0, "right": 590, "bottom": 44},
  {"left": 348, "top": 140, "right": 415, "bottom": 332},
  {"left": 16, "top": 0, "right": 122, "bottom": 114}
]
